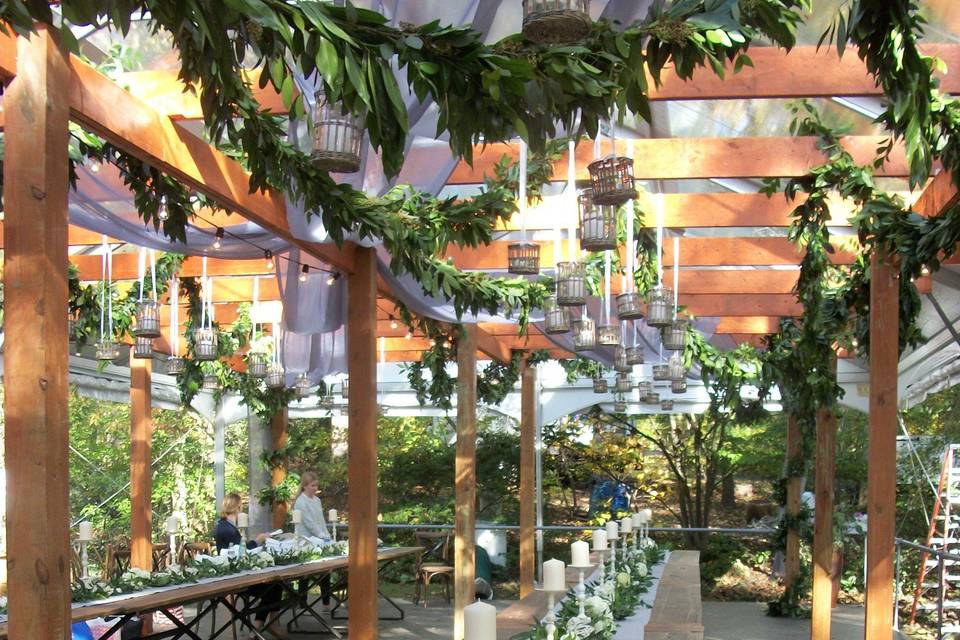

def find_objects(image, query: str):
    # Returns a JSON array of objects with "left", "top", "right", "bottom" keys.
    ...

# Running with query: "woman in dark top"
[{"left": 216, "top": 493, "right": 286, "bottom": 639}]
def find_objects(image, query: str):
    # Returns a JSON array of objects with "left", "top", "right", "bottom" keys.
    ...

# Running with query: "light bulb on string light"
[
  {"left": 157, "top": 201, "right": 169, "bottom": 221},
  {"left": 327, "top": 272, "right": 340, "bottom": 286},
  {"left": 212, "top": 227, "right": 224, "bottom": 250},
  {"left": 390, "top": 315, "right": 398, "bottom": 330},
  {"left": 921, "top": 265, "right": 931, "bottom": 276},
  {"left": 405, "top": 330, "right": 413, "bottom": 340},
  {"left": 90, "top": 161, "right": 100, "bottom": 174},
  {"left": 429, "top": 338, "right": 436, "bottom": 347},
  {"left": 264, "top": 250, "right": 274, "bottom": 271},
  {"left": 299, "top": 264, "right": 309, "bottom": 282}
]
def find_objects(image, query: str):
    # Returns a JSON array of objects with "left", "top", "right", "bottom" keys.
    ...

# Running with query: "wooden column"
[
  {"left": 811, "top": 369, "right": 837, "bottom": 640},
  {"left": 347, "top": 247, "right": 379, "bottom": 639},
  {"left": 866, "top": 251, "right": 899, "bottom": 640},
  {"left": 519, "top": 359, "right": 536, "bottom": 598},
  {"left": 270, "top": 408, "right": 289, "bottom": 529},
  {"left": 3, "top": 27, "right": 72, "bottom": 640},
  {"left": 130, "top": 356, "right": 154, "bottom": 572},
  {"left": 784, "top": 415, "right": 802, "bottom": 587},
  {"left": 454, "top": 325, "right": 478, "bottom": 640}
]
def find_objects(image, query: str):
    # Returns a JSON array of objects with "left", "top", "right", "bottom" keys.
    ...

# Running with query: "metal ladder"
[{"left": 910, "top": 444, "right": 960, "bottom": 635}]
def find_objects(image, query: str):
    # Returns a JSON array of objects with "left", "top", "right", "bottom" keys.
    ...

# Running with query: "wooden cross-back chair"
[
  {"left": 412, "top": 531, "right": 454, "bottom": 606},
  {"left": 102, "top": 544, "right": 131, "bottom": 582}
]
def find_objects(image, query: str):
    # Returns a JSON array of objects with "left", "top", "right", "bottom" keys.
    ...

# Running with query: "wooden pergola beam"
[{"left": 914, "top": 168, "right": 960, "bottom": 217}]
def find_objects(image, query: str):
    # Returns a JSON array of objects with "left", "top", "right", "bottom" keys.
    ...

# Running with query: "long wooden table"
[
  {"left": 0, "top": 546, "right": 420, "bottom": 639},
  {"left": 644, "top": 551, "right": 703, "bottom": 640}
]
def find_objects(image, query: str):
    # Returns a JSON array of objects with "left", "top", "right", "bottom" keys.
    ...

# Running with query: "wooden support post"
[
  {"left": 455, "top": 325, "right": 478, "bottom": 640},
  {"left": 130, "top": 357, "right": 154, "bottom": 572},
  {"left": 866, "top": 251, "right": 899, "bottom": 639},
  {"left": 3, "top": 27, "right": 72, "bottom": 640},
  {"left": 784, "top": 415, "right": 802, "bottom": 588},
  {"left": 811, "top": 362, "right": 838, "bottom": 640},
  {"left": 347, "top": 247, "right": 379, "bottom": 639},
  {"left": 270, "top": 408, "right": 289, "bottom": 530},
  {"left": 519, "top": 359, "right": 536, "bottom": 598}
]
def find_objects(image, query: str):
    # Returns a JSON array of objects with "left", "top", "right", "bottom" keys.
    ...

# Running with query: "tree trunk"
[{"left": 722, "top": 472, "right": 736, "bottom": 508}]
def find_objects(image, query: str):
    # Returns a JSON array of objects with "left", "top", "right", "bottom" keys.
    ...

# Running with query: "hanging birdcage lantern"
[
  {"left": 626, "top": 346, "right": 644, "bottom": 365},
  {"left": 668, "top": 352, "right": 686, "bottom": 381},
  {"left": 660, "top": 399, "right": 674, "bottom": 412},
  {"left": 614, "top": 345, "right": 631, "bottom": 372},
  {"left": 166, "top": 356, "right": 186, "bottom": 376},
  {"left": 671, "top": 379, "right": 687, "bottom": 394},
  {"left": 616, "top": 292, "right": 643, "bottom": 320},
  {"left": 556, "top": 261, "right": 586, "bottom": 306},
  {"left": 132, "top": 336, "right": 153, "bottom": 360},
  {"left": 662, "top": 318, "right": 688, "bottom": 351},
  {"left": 320, "top": 395, "right": 335, "bottom": 411},
  {"left": 646, "top": 286, "right": 673, "bottom": 327},
  {"left": 637, "top": 380, "right": 651, "bottom": 397},
  {"left": 266, "top": 363, "right": 286, "bottom": 389},
  {"left": 587, "top": 156, "right": 636, "bottom": 206},
  {"left": 652, "top": 363, "right": 670, "bottom": 381},
  {"left": 202, "top": 373, "right": 219, "bottom": 391},
  {"left": 596, "top": 322, "right": 621, "bottom": 346},
  {"left": 507, "top": 242, "right": 540, "bottom": 275},
  {"left": 311, "top": 89, "right": 364, "bottom": 173},
  {"left": 521, "top": 0, "right": 591, "bottom": 44},
  {"left": 593, "top": 377, "right": 608, "bottom": 394},
  {"left": 543, "top": 295, "right": 571, "bottom": 334},
  {"left": 578, "top": 189, "right": 619, "bottom": 252},
  {"left": 68, "top": 311, "right": 77, "bottom": 343},
  {"left": 615, "top": 372, "right": 632, "bottom": 394},
  {"left": 247, "top": 351, "right": 269, "bottom": 378},
  {"left": 341, "top": 381, "right": 349, "bottom": 399},
  {"left": 95, "top": 339, "right": 120, "bottom": 362},
  {"left": 613, "top": 399, "right": 627, "bottom": 413},
  {"left": 193, "top": 328, "right": 218, "bottom": 361},
  {"left": 294, "top": 373, "right": 311, "bottom": 398},
  {"left": 572, "top": 317, "right": 596, "bottom": 351},
  {"left": 134, "top": 300, "right": 161, "bottom": 338},
  {"left": 644, "top": 391, "right": 660, "bottom": 405}
]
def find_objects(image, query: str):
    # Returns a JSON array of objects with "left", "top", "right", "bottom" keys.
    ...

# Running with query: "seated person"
[{"left": 293, "top": 472, "right": 332, "bottom": 608}]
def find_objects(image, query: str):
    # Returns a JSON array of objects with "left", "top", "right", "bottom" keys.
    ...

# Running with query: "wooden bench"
[{"left": 644, "top": 551, "right": 703, "bottom": 640}]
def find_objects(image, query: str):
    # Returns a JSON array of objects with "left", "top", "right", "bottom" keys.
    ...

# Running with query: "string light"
[
  {"left": 921, "top": 265, "right": 930, "bottom": 276},
  {"left": 405, "top": 330, "right": 413, "bottom": 340},
  {"left": 157, "top": 200, "right": 169, "bottom": 221},
  {"left": 90, "top": 162, "right": 100, "bottom": 173},
  {"left": 212, "top": 227, "right": 224, "bottom": 250},
  {"left": 299, "top": 264, "right": 309, "bottom": 282},
  {"left": 429, "top": 338, "right": 436, "bottom": 347},
  {"left": 327, "top": 272, "right": 341, "bottom": 286},
  {"left": 264, "top": 250, "right": 274, "bottom": 270},
  {"left": 389, "top": 315, "right": 398, "bottom": 329}
]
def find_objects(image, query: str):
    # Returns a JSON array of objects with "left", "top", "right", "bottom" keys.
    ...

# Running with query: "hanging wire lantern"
[
  {"left": 311, "top": 89, "right": 364, "bottom": 173},
  {"left": 266, "top": 363, "right": 286, "bottom": 389},
  {"left": 637, "top": 380, "right": 651, "bottom": 397},
  {"left": 95, "top": 339, "right": 120, "bottom": 362},
  {"left": 507, "top": 242, "right": 541, "bottom": 275},
  {"left": 660, "top": 399, "right": 674, "bottom": 411},
  {"left": 320, "top": 395, "right": 335, "bottom": 411},
  {"left": 202, "top": 373, "right": 219, "bottom": 391},
  {"left": 652, "top": 363, "right": 670, "bottom": 381},
  {"left": 134, "top": 300, "right": 161, "bottom": 338},
  {"left": 341, "top": 381, "right": 349, "bottom": 399},
  {"left": 132, "top": 336, "right": 153, "bottom": 360},
  {"left": 646, "top": 286, "right": 673, "bottom": 327},
  {"left": 556, "top": 261, "right": 586, "bottom": 306},
  {"left": 616, "top": 292, "right": 643, "bottom": 320},
  {"left": 166, "top": 356, "right": 186, "bottom": 376},
  {"left": 294, "top": 373, "right": 311, "bottom": 399},
  {"left": 194, "top": 328, "right": 218, "bottom": 361},
  {"left": 644, "top": 391, "right": 661, "bottom": 404},
  {"left": 626, "top": 346, "right": 644, "bottom": 365},
  {"left": 662, "top": 318, "right": 688, "bottom": 351},
  {"left": 543, "top": 295, "right": 571, "bottom": 334},
  {"left": 572, "top": 317, "right": 596, "bottom": 351},
  {"left": 597, "top": 322, "right": 621, "bottom": 346},
  {"left": 593, "top": 377, "right": 608, "bottom": 394},
  {"left": 587, "top": 156, "right": 636, "bottom": 206},
  {"left": 613, "top": 398, "right": 627, "bottom": 413},
  {"left": 247, "top": 351, "right": 269, "bottom": 378},
  {"left": 578, "top": 189, "right": 619, "bottom": 251},
  {"left": 668, "top": 352, "right": 686, "bottom": 381},
  {"left": 68, "top": 310, "right": 77, "bottom": 343},
  {"left": 614, "top": 345, "right": 631, "bottom": 373},
  {"left": 521, "top": 0, "right": 591, "bottom": 44},
  {"left": 671, "top": 379, "right": 687, "bottom": 394},
  {"left": 615, "top": 372, "right": 632, "bottom": 394}
]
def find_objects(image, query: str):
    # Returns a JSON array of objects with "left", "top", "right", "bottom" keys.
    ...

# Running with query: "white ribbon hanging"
[
  {"left": 137, "top": 247, "right": 146, "bottom": 302},
  {"left": 170, "top": 278, "right": 179, "bottom": 357},
  {"left": 625, "top": 138, "right": 635, "bottom": 293},
  {"left": 604, "top": 250, "right": 612, "bottom": 325},
  {"left": 201, "top": 257, "right": 208, "bottom": 329},
  {"left": 207, "top": 279, "right": 215, "bottom": 328},
  {"left": 654, "top": 194, "right": 664, "bottom": 287},
  {"left": 252, "top": 275, "right": 260, "bottom": 343},
  {"left": 673, "top": 237, "right": 680, "bottom": 319},
  {"left": 518, "top": 140, "right": 528, "bottom": 243},
  {"left": 107, "top": 241, "right": 113, "bottom": 338},
  {"left": 99, "top": 237, "right": 107, "bottom": 340},
  {"left": 150, "top": 250, "right": 157, "bottom": 302},
  {"left": 567, "top": 139, "right": 578, "bottom": 264},
  {"left": 272, "top": 322, "right": 281, "bottom": 365}
]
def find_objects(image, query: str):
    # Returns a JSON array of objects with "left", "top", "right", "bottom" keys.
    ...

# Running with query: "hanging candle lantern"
[
  {"left": 587, "top": 156, "right": 636, "bottom": 206},
  {"left": 652, "top": 363, "right": 670, "bottom": 381},
  {"left": 341, "top": 380, "right": 349, "bottom": 399},
  {"left": 671, "top": 379, "right": 687, "bottom": 394},
  {"left": 507, "top": 242, "right": 541, "bottom": 275},
  {"left": 660, "top": 399, "right": 674, "bottom": 412},
  {"left": 68, "top": 310, "right": 77, "bottom": 343},
  {"left": 320, "top": 395, "right": 335, "bottom": 411},
  {"left": 166, "top": 356, "right": 186, "bottom": 376},
  {"left": 202, "top": 373, "right": 219, "bottom": 391},
  {"left": 247, "top": 351, "right": 269, "bottom": 378},
  {"left": 543, "top": 295, "right": 571, "bottom": 334},
  {"left": 194, "top": 328, "right": 218, "bottom": 361},
  {"left": 616, "top": 292, "right": 643, "bottom": 320},
  {"left": 521, "top": 0, "right": 591, "bottom": 44},
  {"left": 593, "top": 377, "right": 608, "bottom": 394},
  {"left": 266, "top": 363, "right": 286, "bottom": 389},
  {"left": 95, "top": 339, "right": 120, "bottom": 362},
  {"left": 294, "top": 373, "right": 311, "bottom": 399},
  {"left": 626, "top": 346, "right": 644, "bottom": 365},
  {"left": 637, "top": 380, "right": 651, "bottom": 397},
  {"left": 668, "top": 352, "right": 686, "bottom": 381},
  {"left": 578, "top": 189, "right": 619, "bottom": 252},
  {"left": 556, "top": 261, "right": 586, "bottom": 306},
  {"left": 132, "top": 336, "right": 153, "bottom": 360},
  {"left": 615, "top": 372, "right": 632, "bottom": 394},
  {"left": 646, "top": 286, "right": 673, "bottom": 327},
  {"left": 596, "top": 322, "right": 621, "bottom": 346},
  {"left": 311, "top": 89, "right": 364, "bottom": 173},
  {"left": 572, "top": 317, "right": 596, "bottom": 351},
  {"left": 644, "top": 391, "right": 660, "bottom": 405},
  {"left": 614, "top": 345, "right": 631, "bottom": 373},
  {"left": 613, "top": 399, "right": 627, "bottom": 413},
  {"left": 662, "top": 318, "right": 688, "bottom": 351},
  {"left": 134, "top": 300, "right": 161, "bottom": 338}
]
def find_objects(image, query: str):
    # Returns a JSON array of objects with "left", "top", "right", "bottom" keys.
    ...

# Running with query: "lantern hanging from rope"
[
  {"left": 341, "top": 380, "right": 349, "bottom": 399},
  {"left": 265, "top": 322, "right": 285, "bottom": 388},
  {"left": 294, "top": 373, "right": 311, "bottom": 398},
  {"left": 310, "top": 88, "right": 364, "bottom": 173},
  {"left": 652, "top": 363, "right": 670, "bottom": 381},
  {"left": 95, "top": 237, "right": 119, "bottom": 362},
  {"left": 320, "top": 395, "right": 335, "bottom": 411},
  {"left": 508, "top": 140, "right": 541, "bottom": 275},
  {"left": 613, "top": 397, "right": 627, "bottom": 413},
  {"left": 572, "top": 315, "right": 596, "bottom": 351},
  {"left": 616, "top": 148, "right": 643, "bottom": 319},
  {"left": 521, "top": 0, "right": 591, "bottom": 44},
  {"left": 644, "top": 391, "right": 661, "bottom": 405},
  {"left": 616, "top": 292, "right": 643, "bottom": 320},
  {"left": 578, "top": 189, "right": 619, "bottom": 252},
  {"left": 543, "top": 295, "right": 571, "bottom": 334},
  {"left": 668, "top": 352, "right": 686, "bottom": 382},
  {"left": 660, "top": 399, "right": 674, "bottom": 411},
  {"left": 247, "top": 276, "right": 269, "bottom": 378},
  {"left": 614, "top": 345, "right": 631, "bottom": 373},
  {"left": 132, "top": 336, "right": 153, "bottom": 360},
  {"left": 662, "top": 318, "right": 688, "bottom": 351},
  {"left": 592, "top": 376, "right": 608, "bottom": 394},
  {"left": 556, "top": 261, "right": 586, "bottom": 306},
  {"left": 194, "top": 272, "right": 219, "bottom": 361},
  {"left": 202, "top": 372, "right": 219, "bottom": 391},
  {"left": 637, "top": 380, "right": 651, "bottom": 397},
  {"left": 597, "top": 250, "right": 620, "bottom": 346},
  {"left": 615, "top": 372, "right": 632, "bottom": 394},
  {"left": 671, "top": 379, "right": 687, "bottom": 394},
  {"left": 68, "top": 309, "right": 77, "bottom": 344},
  {"left": 646, "top": 286, "right": 673, "bottom": 327},
  {"left": 626, "top": 345, "right": 644, "bottom": 366},
  {"left": 134, "top": 248, "right": 161, "bottom": 338},
  {"left": 166, "top": 277, "right": 186, "bottom": 375}
]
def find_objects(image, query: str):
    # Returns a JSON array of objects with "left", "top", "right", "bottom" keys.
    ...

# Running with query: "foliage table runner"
[{"left": 611, "top": 551, "right": 670, "bottom": 640}]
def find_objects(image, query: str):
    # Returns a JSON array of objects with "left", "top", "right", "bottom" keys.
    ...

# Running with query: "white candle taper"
[
  {"left": 605, "top": 520, "right": 619, "bottom": 541},
  {"left": 543, "top": 558, "right": 566, "bottom": 592},
  {"left": 592, "top": 528, "right": 608, "bottom": 551},
  {"left": 237, "top": 512, "right": 248, "bottom": 529},
  {"left": 78, "top": 521, "right": 94, "bottom": 542},
  {"left": 463, "top": 600, "right": 497, "bottom": 640},
  {"left": 571, "top": 540, "right": 590, "bottom": 568}
]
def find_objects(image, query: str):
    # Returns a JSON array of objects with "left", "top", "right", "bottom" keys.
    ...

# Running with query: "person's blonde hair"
[
  {"left": 298, "top": 471, "right": 319, "bottom": 497},
  {"left": 220, "top": 493, "right": 242, "bottom": 518}
]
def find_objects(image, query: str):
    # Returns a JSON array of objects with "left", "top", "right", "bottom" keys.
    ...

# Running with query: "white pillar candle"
[
  {"left": 641, "top": 508, "right": 653, "bottom": 523},
  {"left": 592, "top": 529, "right": 608, "bottom": 551},
  {"left": 237, "top": 512, "right": 249, "bottom": 529},
  {"left": 620, "top": 516, "right": 633, "bottom": 534},
  {"left": 291, "top": 509, "right": 303, "bottom": 524},
  {"left": 165, "top": 515, "right": 179, "bottom": 534},
  {"left": 328, "top": 508, "right": 338, "bottom": 523},
  {"left": 631, "top": 512, "right": 643, "bottom": 528},
  {"left": 605, "top": 520, "right": 619, "bottom": 541},
  {"left": 78, "top": 521, "right": 94, "bottom": 542},
  {"left": 571, "top": 540, "right": 590, "bottom": 567},
  {"left": 543, "top": 558, "right": 566, "bottom": 591},
  {"left": 463, "top": 600, "right": 497, "bottom": 640}
]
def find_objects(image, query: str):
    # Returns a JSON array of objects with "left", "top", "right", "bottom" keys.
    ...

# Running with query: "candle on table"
[
  {"left": 237, "top": 512, "right": 249, "bottom": 529},
  {"left": 165, "top": 515, "right": 179, "bottom": 534},
  {"left": 291, "top": 509, "right": 303, "bottom": 524},
  {"left": 605, "top": 520, "right": 619, "bottom": 541},
  {"left": 631, "top": 512, "right": 642, "bottom": 528},
  {"left": 463, "top": 600, "right": 497, "bottom": 640},
  {"left": 592, "top": 529, "right": 608, "bottom": 551},
  {"left": 543, "top": 558, "right": 566, "bottom": 591},
  {"left": 571, "top": 540, "right": 590, "bottom": 567},
  {"left": 641, "top": 508, "right": 652, "bottom": 523},
  {"left": 620, "top": 516, "right": 633, "bottom": 534},
  {"left": 328, "top": 508, "right": 338, "bottom": 523},
  {"left": 78, "top": 521, "right": 94, "bottom": 542}
]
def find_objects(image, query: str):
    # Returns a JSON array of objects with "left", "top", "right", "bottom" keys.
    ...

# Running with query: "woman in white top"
[{"left": 294, "top": 471, "right": 331, "bottom": 540}]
